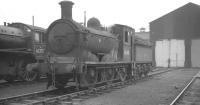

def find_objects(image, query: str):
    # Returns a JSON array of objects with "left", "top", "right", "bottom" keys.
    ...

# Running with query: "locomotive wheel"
[
  {"left": 117, "top": 67, "right": 127, "bottom": 81},
  {"left": 105, "top": 68, "right": 114, "bottom": 81},
  {"left": 99, "top": 70, "right": 106, "bottom": 82},
  {"left": 132, "top": 67, "right": 138, "bottom": 80},
  {"left": 141, "top": 65, "right": 145, "bottom": 77},
  {"left": 136, "top": 65, "right": 141, "bottom": 79},
  {"left": 20, "top": 71, "right": 38, "bottom": 81},
  {"left": 85, "top": 68, "right": 97, "bottom": 86},
  {"left": 144, "top": 65, "right": 148, "bottom": 76},
  {"left": 113, "top": 68, "right": 120, "bottom": 80},
  {"left": 17, "top": 60, "right": 38, "bottom": 81}
]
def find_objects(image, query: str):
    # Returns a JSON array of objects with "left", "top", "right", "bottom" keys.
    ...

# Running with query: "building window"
[{"left": 125, "top": 31, "right": 128, "bottom": 43}]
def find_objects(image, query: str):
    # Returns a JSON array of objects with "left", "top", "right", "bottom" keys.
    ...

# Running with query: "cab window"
[
  {"left": 125, "top": 31, "right": 128, "bottom": 43},
  {"left": 34, "top": 33, "right": 40, "bottom": 42}
]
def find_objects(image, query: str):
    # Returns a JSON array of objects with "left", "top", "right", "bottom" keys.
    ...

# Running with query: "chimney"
[
  {"left": 84, "top": 11, "right": 86, "bottom": 26},
  {"left": 59, "top": 1, "right": 74, "bottom": 20}
]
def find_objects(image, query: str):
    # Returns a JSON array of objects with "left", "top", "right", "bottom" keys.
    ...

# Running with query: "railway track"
[
  {"left": 0, "top": 77, "right": 47, "bottom": 89},
  {"left": 0, "top": 69, "right": 172, "bottom": 105},
  {"left": 170, "top": 71, "right": 200, "bottom": 105}
]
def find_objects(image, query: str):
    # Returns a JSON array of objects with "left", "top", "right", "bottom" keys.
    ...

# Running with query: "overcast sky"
[{"left": 0, "top": 0, "right": 200, "bottom": 31}]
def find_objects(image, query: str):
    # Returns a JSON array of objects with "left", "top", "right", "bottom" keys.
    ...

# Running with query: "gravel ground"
[
  {"left": 0, "top": 68, "right": 198, "bottom": 105},
  {"left": 0, "top": 68, "right": 168, "bottom": 99},
  {"left": 81, "top": 68, "right": 200, "bottom": 105},
  {"left": 0, "top": 68, "right": 166, "bottom": 99}
]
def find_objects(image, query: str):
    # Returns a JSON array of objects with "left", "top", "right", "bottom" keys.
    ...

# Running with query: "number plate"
[{"left": 36, "top": 48, "right": 45, "bottom": 53}]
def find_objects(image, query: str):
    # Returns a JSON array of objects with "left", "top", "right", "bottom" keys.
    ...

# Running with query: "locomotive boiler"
[
  {"left": 47, "top": 19, "right": 118, "bottom": 62},
  {"left": 0, "top": 23, "right": 46, "bottom": 82},
  {"left": 43, "top": 1, "right": 153, "bottom": 89},
  {"left": 0, "top": 26, "right": 27, "bottom": 49}
]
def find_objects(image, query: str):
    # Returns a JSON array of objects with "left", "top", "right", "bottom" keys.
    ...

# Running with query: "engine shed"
[{"left": 150, "top": 3, "right": 200, "bottom": 68}]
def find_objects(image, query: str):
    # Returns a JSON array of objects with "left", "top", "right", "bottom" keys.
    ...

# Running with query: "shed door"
[
  {"left": 155, "top": 40, "right": 169, "bottom": 67},
  {"left": 155, "top": 39, "right": 185, "bottom": 67},
  {"left": 191, "top": 39, "right": 200, "bottom": 67},
  {"left": 169, "top": 39, "right": 185, "bottom": 67}
]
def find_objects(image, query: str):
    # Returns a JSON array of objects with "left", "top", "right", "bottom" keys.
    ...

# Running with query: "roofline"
[
  {"left": 135, "top": 31, "right": 149, "bottom": 33},
  {"left": 150, "top": 2, "right": 200, "bottom": 24},
  {"left": 10, "top": 22, "right": 46, "bottom": 32},
  {"left": 113, "top": 24, "right": 135, "bottom": 30}
]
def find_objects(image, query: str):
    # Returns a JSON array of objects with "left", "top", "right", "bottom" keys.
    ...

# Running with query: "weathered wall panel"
[{"left": 135, "top": 45, "right": 152, "bottom": 62}]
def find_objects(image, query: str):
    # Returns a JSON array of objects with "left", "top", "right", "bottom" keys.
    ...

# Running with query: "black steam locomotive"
[
  {"left": 39, "top": 1, "right": 153, "bottom": 89},
  {"left": 0, "top": 23, "right": 46, "bottom": 82}
]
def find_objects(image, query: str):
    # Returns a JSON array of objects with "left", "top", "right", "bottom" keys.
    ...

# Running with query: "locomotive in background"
[
  {"left": 0, "top": 22, "right": 46, "bottom": 82},
  {"left": 39, "top": 1, "right": 153, "bottom": 89}
]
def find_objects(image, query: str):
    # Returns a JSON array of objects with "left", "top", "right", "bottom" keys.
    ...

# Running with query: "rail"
[{"left": 169, "top": 71, "right": 200, "bottom": 105}]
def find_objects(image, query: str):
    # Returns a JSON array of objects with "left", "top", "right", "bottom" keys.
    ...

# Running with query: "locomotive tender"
[
  {"left": 0, "top": 23, "right": 46, "bottom": 82},
  {"left": 42, "top": 1, "right": 153, "bottom": 89}
]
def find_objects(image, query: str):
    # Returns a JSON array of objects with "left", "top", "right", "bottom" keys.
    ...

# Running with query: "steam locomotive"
[
  {"left": 0, "top": 23, "right": 46, "bottom": 82},
  {"left": 39, "top": 1, "right": 153, "bottom": 89}
]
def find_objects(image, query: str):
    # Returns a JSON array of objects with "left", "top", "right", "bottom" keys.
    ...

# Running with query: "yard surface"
[{"left": 81, "top": 68, "right": 199, "bottom": 105}]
